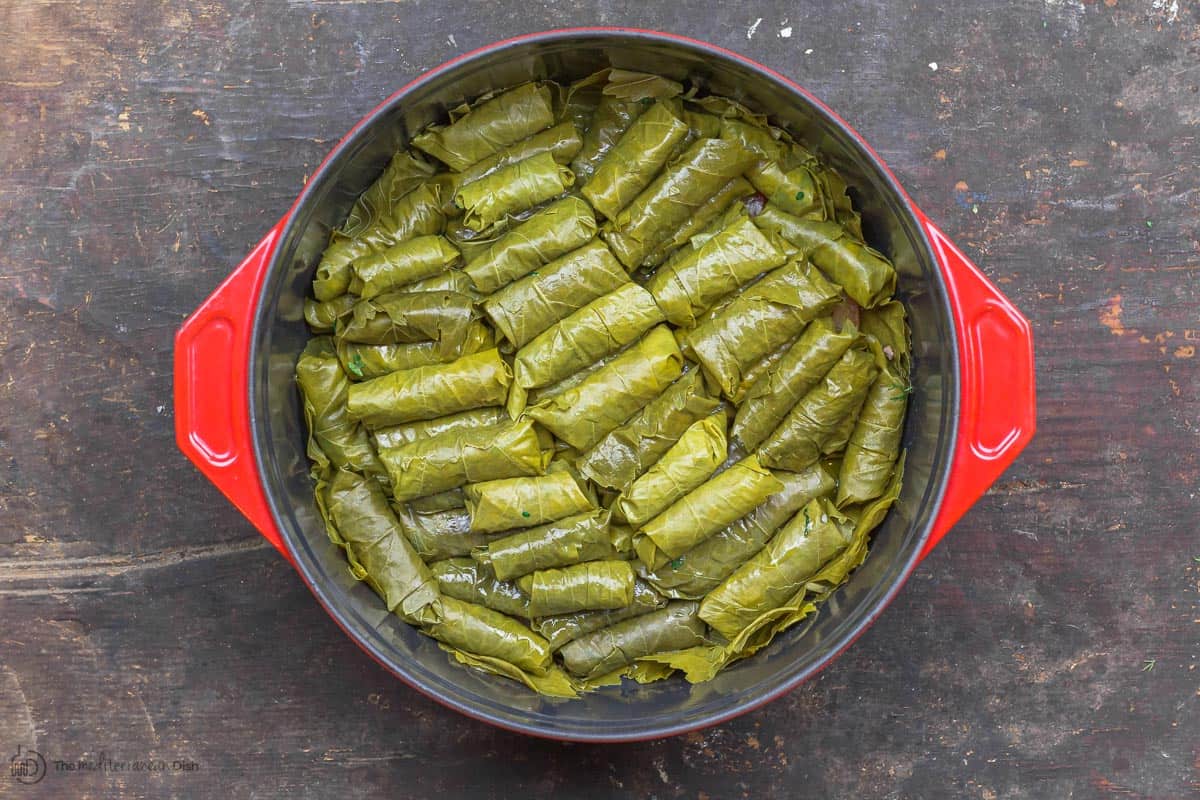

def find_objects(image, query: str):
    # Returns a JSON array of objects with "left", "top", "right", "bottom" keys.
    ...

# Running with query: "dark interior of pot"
[{"left": 250, "top": 31, "right": 957, "bottom": 740}]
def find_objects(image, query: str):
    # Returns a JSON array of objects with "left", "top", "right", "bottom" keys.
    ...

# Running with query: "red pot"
[{"left": 173, "top": 29, "right": 1035, "bottom": 741}]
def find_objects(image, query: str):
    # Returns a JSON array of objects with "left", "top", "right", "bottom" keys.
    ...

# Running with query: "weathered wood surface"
[{"left": 1, "top": 1, "right": 1197, "bottom": 797}]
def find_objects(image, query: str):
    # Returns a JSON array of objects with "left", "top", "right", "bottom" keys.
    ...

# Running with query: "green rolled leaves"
[
  {"left": 351, "top": 235, "right": 460, "bottom": 298},
  {"left": 465, "top": 471, "right": 596, "bottom": 534},
  {"left": 454, "top": 151, "right": 575, "bottom": 232},
  {"left": 512, "top": 283, "right": 664, "bottom": 392},
  {"left": 699, "top": 498, "right": 852, "bottom": 640},
  {"left": 379, "top": 418, "right": 547, "bottom": 503},
  {"left": 578, "top": 368, "right": 722, "bottom": 491},
  {"left": 683, "top": 260, "right": 842, "bottom": 398},
  {"left": 732, "top": 317, "right": 858, "bottom": 450},
  {"left": 559, "top": 601, "right": 706, "bottom": 679},
  {"left": 582, "top": 100, "right": 689, "bottom": 220},
  {"left": 429, "top": 558, "right": 531, "bottom": 619},
  {"left": 412, "top": 83, "right": 556, "bottom": 172},
  {"left": 516, "top": 561, "right": 636, "bottom": 616},
  {"left": 482, "top": 239, "right": 630, "bottom": 349},
  {"left": 477, "top": 510, "right": 620, "bottom": 581},
  {"left": 347, "top": 348, "right": 510, "bottom": 428},
  {"left": 645, "top": 214, "right": 788, "bottom": 327},
  {"left": 295, "top": 338, "right": 382, "bottom": 476},
  {"left": 757, "top": 347, "right": 879, "bottom": 471},
  {"left": 528, "top": 325, "right": 684, "bottom": 450},
  {"left": 614, "top": 414, "right": 727, "bottom": 527},
  {"left": 634, "top": 456, "right": 784, "bottom": 570},
  {"left": 424, "top": 596, "right": 554, "bottom": 675},
  {"left": 604, "top": 138, "right": 759, "bottom": 269},
  {"left": 464, "top": 196, "right": 598, "bottom": 293}
]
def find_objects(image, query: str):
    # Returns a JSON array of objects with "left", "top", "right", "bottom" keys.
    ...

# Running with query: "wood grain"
[{"left": 1, "top": 1, "right": 1197, "bottom": 797}]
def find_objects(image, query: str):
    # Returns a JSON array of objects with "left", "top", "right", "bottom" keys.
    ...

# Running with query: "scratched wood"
[{"left": 1, "top": 1, "right": 1197, "bottom": 798}]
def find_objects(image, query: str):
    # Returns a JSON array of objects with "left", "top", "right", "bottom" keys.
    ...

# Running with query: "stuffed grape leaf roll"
[
  {"left": 559, "top": 601, "right": 706, "bottom": 679},
  {"left": 324, "top": 468, "right": 440, "bottom": 622},
  {"left": 482, "top": 239, "right": 630, "bottom": 349},
  {"left": 634, "top": 456, "right": 784, "bottom": 570},
  {"left": 464, "top": 195, "right": 598, "bottom": 293},
  {"left": 454, "top": 151, "right": 575, "bottom": 232},
  {"left": 613, "top": 414, "right": 727, "bottom": 528},
  {"left": 516, "top": 561, "right": 636, "bottom": 616},
  {"left": 603, "top": 138, "right": 759, "bottom": 269},
  {"left": 295, "top": 338, "right": 383, "bottom": 477},
  {"left": 351, "top": 235, "right": 460, "bottom": 299},
  {"left": 683, "top": 259, "right": 842, "bottom": 398},
  {"left": 475, "top": 509, "right": 621, "bottom": 581},
  {"left": 412, "top": 83, "right": 556, "bottom": 172},
  {"left": 346, "top": 347, "right": 510, "bottom": 428},
  {"left": 582, "top": 100, "right": 690, "bottom": 220},
  {"left": 641, "top": 463, "right": 837, "bottom": 599},
  {"left": 757, "top": 347, "right": 879, "bottom": 471},
  {"left": 577, "top": 368, "right": 722, "bottom": 491},
  {"left": 534, "top": 581, "right": 667, "bottom": 650},
  {"left": 429, "top": 558, "right": 531, "bottom": 619},
  {"left": 527, "top": 325, "right": 684, "bottom": 450},
  {"left": 424, "top": 596, "right": 554, "bottom": 675},
  {"left": 464, "top": 470, "right": 596, "bottom": 534},
  {"left": 699, "top": 498, "right": 852, "bottom": 640},
  {"left": 379, "top": 417, "right": 548, "bottom": 503}
]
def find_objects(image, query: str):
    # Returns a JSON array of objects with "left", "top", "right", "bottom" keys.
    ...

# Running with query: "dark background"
[{"left": 1, "top": 1, "right": 1197, "bottom": 798}]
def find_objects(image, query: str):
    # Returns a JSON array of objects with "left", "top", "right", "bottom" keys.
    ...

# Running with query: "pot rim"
[{"left": 248, "top": 27, "right": 958, "bottom": 742}]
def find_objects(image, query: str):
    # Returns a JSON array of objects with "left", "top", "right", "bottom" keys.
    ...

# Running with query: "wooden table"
[{"left": 2, "top": 2, "right": 1196, "bottom": 797}]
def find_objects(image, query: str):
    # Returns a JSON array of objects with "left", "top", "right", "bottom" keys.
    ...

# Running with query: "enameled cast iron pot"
[{"left": 173, "top": 29, "right": 1036, "bottom": 742}]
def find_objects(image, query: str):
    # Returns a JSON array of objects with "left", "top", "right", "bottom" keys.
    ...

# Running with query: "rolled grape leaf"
[
  {"left": 641, "top": 177, "right": 754, "bottom": 267},
  {"left": 836, "top": 367, "right": 907, "bottom": 506},
  {"left": 571, "top": 94, "right": 645, "bottom": 184},
  {"left": 512, "top": 283, "right": 664, "bottom": 393},
  {"left": 534, "top": 581, "right": 667, "bottom": 650},
  {"left": 324, "top": 468, "right": 440, "bottom": 622},
  {"left": 337, "top": 291, "right": 475, "bottom": 358},
  {"left": 746, "top": 160, "right": 824, "bottom": 219},
  {"left": 645, "top": 214, "right": 788, "bottom": 326},
  {"left": 464, "top": 195, "right": 597, "bottom": 293},
  {"left": 860, "top": 300, "right": 911, "bottom": 378},
  {"left": 295, "top": 338, "right": 384, "bottom": 477},
  {"left": 758, "top": 347, "right": 879, "bottom": 471},
  {"left": 380, "top": 417, "right": 548, "bottom": 503},
  {"left": 577, "top": 368, "right": 722, "bottom": 491},
  {"left": 347, "top": 348, "right": 510, "bottom": 428},
  {"left": 476, "top": 509, "right": 620, "bottom": 581},
  {"left": 699, "top": 498, "right": 851, "bottom": 640},
  {"left": 527, "top": 325, "right": 684, "bottom": 450},
  {"left": 304, "top": 294, "right": 356, "bottom": 334},
  {"left": 464, "top": 471, "right": 596, "bottom": 534},
  {"left": 393, "top": 503, "right": 503, "bottom": 562},
  {"left": 641, "top": 463, "right": 837, "bottom": 599},
  {"left": 429, "top": 558, "right": 531, "bottom": 619},
  {"left": 439, "top": 120, "right": 584, "bottom": 210},
  {"left": 604, "top": 138, "right": 759, "bottom": 268},
  {"left": 727, "top": 337, "right": 789, "bottom": 405},
  {"left": 683, "top": 259, "right": 842, "bottom": 398},
  {"left": 412, "top": 83, "right": 556, "bottom": 172},
  {"left": 634, "top": 456, "right": 784, "bottom": 569},
  {"left": 753, "top": 208, "right": 897, "bottom": 308},
  {"left": 454, "top": 151, "right": 575, "bottom": 232},
  {"left": 339, "top": 151, "right": 438, "bottom": 239},
  {"left": 719, "top": 118, "right": 790, "bottom": 164},
  {"left": 423, "top": 595, "right": 553, "bottom": 675},
  {"left": 732, "top": 317, "right": 858, "bottom": 450},
  {"left": 614, "top": 414, "right": 726, "bottom": 527},
  {"left": 313, "top": 183, "right": 444, "bottom": 301},
  {"left": 483, "top": 239, "right": 630, "bottom": 349},
  {"left": 337, "top": 319, "right": 493, "bottom": 381},
  {"left": 582, "top": 100, "right": 690, "bottom": 220},
  {"left": 351, "top": 235, "right": 460, "bottom": 298},
  {"left": 516, "top": 560, "right": 636, "bottom": 616},
  {"left": 683, "top": 110, "right": 723, "bottom": 142},
  {"left": 371, "top": 407, "right": 509, "bottom": 451},
  {"left": 559, "top": 601, "right": 706, "bottom": 679}
]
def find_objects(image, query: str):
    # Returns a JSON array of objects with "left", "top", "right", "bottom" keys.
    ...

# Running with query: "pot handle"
[
  {"left": 174, "top": 222, "right": 292, "bottom": 561},
  {"left": 917, "top": 214, "right": 1036, "bottom": 559}
]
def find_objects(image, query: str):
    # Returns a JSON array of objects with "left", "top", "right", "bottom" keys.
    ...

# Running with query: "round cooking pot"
[{"left": 173, "top": 29, "right": 1035, "bottom": 741}]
